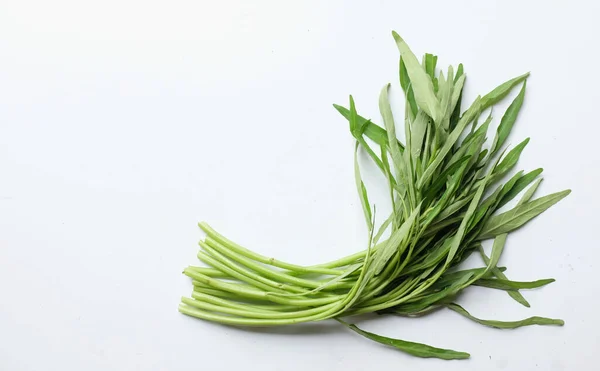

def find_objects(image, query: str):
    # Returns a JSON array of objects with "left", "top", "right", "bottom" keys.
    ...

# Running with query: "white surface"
[{"left": 0, "top": 1, "right": 598, "bottom": 370}]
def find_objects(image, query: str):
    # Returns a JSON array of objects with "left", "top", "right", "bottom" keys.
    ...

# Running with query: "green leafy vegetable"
[{"left": 180, "top": 31, "right": 570, "bottom": 361}]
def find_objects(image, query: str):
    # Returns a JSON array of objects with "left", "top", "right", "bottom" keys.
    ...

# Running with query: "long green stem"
[
  {"left": 199, "top": 222, "right": 346, "bottom": 275},
  {"left": 186, "top": 294, "right": 338, "bottom": 319},
  {"left": 199, "top": 243, "right": 311, "bottom": 294},
  {"left": 185, "top": 269, "right": 342, "bottom": 307},
  {"left": 204, "top": 237, "right": 354, "bottom": 291}
]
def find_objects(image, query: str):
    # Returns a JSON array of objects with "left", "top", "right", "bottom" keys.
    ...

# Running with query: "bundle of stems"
[{"left": 180, "top": 31, "right": 570, "bottom": 360}]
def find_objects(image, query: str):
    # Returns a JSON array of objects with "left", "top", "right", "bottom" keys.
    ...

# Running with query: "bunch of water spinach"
[{"left": 180, "top": 31, "right": 570, "bottom": 360}]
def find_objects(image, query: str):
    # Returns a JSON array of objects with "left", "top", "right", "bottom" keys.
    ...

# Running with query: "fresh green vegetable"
[{"left": 180, "top": 31, "right": 570, "bottom": 360}]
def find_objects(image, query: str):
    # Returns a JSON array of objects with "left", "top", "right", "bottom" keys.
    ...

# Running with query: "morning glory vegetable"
[{"left": 179, "top": 31, "right": 569, "bottom": 360}]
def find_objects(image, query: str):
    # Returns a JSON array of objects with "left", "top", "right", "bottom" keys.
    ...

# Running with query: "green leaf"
[
  {"left": 435, "top": 266, "right": 507, "bottom": 289},
  {"left": 399, "top": 57, "right": 418, "bottom": 117},
  {"left": 473, "top": 277, "right": 555, "bottom": 290},
  {"left": 396, "top": 271, "right": 474, "bottom": 314},
  {"left": 448, "top": 114, "right": 490, "bottom": 174},
  {"left": 449, "top": 64, "right": 465, "bottom": 131},
  {"left": 454, "top": 63, "right": 464, "bottom": 83},
  {"left": 344, "top": 100, "right": 385, "bottom": 175},
  {"left": 410, "top": 111, "right": 429, "bottom": 158},
  {"left": 425, "top": 54, "right": 439, "bottom": 92},
  {"left": 445, "top": 159, "right": 495, "bottom": 266},
  {"left": 340, "top": 321, "right": 470, "bottom": 360},
  {"left": 437, "top": 70, "right": 454, "bottom": 129},
  {"left": 493, "top": 137, "right": 530, "bottom": 178},
  {"left": 392, "top": 32, "right": 441, "bottom": 122},
  {"left": 447, "top": 303, "right": 564, "bottom": 329},
  {"left": 517, "top": 178, "right": 543, "bottom": 206},
  {"left": 379, "top": 84, "right": 404, "bottom": 179},
  {"left": 470, "top": 171, "right": 524, "bottom": 230},
  {"left": 490, "top": 81, "right": 527, "bottom": 156},
  {"left": 374, "top": 211, "right": 394, "bottom": 243},
  {"left": 435, "top": 197, "right": 471, "bottom": 222},
  {"left": 423, "top": 156, "right": 471, "bottom": 203},
  {"left": 481, "top": 72, "right": 530, "bottom": 111},
  {"left": 354, "top": 142, "right": 372, "bottom": 229},
  {"left": 424, "top": 53, "right": 438, "bottom": 80},
  {"left": 349, "top": 95, "right": 359, "bottom": 134},
  {"left": 460, "top": 111, "right": 492, "bottom": 150},
  {"left": 476, "top": 149, "right": 488, "bottom": 165},
  {"left": 380, "top": 146, "right": 399, "bottom": 226},
  {"left": 450, "top": 74, "right": 466, "bottom": 119},
  {"left": 371, "top": 204, "right": 421, "bottom": 275},
  {"left": 479, "top": 246, "right": 530, "bottom": 307},
  {"left": 479, "top": 189, "right": 571, "bottom": 239},
  {"left": 477, "top": 233, "right": 506, "bottom": 279},
  {"left": 401, "top": 237, "right": 452, "bottom": 276},
  {"left": 428, "top": 234, "right": 505, "bottom": 303},
  {"left": 333, "top": 104, "right": 405, "bottom": 150},
  {"left": 418, "top": 96, "right": 482, "bottom": 188},
  {"left": 497, "top": 168, "right": 543, "bottom": 209}
]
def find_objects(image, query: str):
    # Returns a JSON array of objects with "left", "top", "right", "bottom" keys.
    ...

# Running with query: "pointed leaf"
[
  {"left": 371, "top": 204, "right": 421, "bottom": 275},
  {"left": 447, "top": 303, "right": 564, "bottom": 329},
  {"left": 479, "top": 190, "right": 571, "bottom": 239},
  {"left": 481, "top": 72, "right": 529, "bottom": 110},
  {"left": 399, "top": 57, "right": 418, "bottom": 117},
  {"left": 493, "top": 137, "right": 530, "bottom": 178},
  {"left": 418, "top": 96, "right": 482, "bottom": 188},
  {"left": 354, "top": 142, "right": 372, "bottom": 229},
  {"left": 341, "top": 321, "right": 470, "bottom": 360},
  {"left": 392, "top": 32, "right": 441, "bottom": 122},
  {"left": 473, "top": 277, "right": 555, "bottom": 290},
  {"left": 333, "top": 104, "right": 405, "bottom": 150},
  {"left": 449, "top": 64, "right": 465, "bottom": 130},
  {"left": 490, "top": 81, "right": 527, "bottom": 156},
  {"left": 379, "top": 84, "right": 404, "bottom": 178},
  {"left": 497, "top": 168, "right": 543, "bottom": 209},
  {"left": 396, "top": 272, "right": 474, "bottom": 314},
  {"left": 423, "top": 156, "right": 471, "bottom": 202},
  {"left": 410, "top": 111, "right": 429, "bottom": 158},
  {"left": 450, "top": 74, "right": 466, "bottom": 118},
  {"left": 349, "top": 95, "right": 358, "bottom": 133},
  {"left": 424, "top": 53, "right": 438, "bottom": 80},
  {"left": 479, "top": 247, "right": 530, "bottom": 307},
  {"left": 517, "top": 178, "right": 543, "bottom": 206}
]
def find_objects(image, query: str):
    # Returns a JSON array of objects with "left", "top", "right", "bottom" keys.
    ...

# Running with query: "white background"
[{"left": 1, "top": 1, "right": 598, "bottom": 370}]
